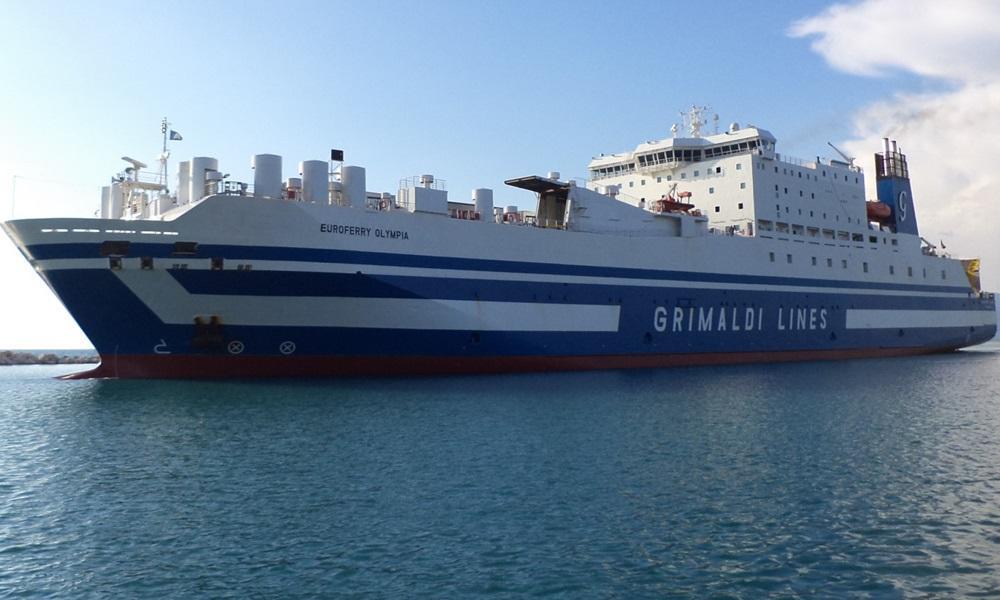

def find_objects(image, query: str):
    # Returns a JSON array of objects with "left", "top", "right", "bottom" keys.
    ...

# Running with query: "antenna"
[{"left": 827, "top": 142, "right": 855, "bottom": 166}]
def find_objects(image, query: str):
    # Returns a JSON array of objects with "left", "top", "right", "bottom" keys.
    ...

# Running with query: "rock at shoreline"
[{"left": 0, "top": 351, "right": 100, "bottom": 365}]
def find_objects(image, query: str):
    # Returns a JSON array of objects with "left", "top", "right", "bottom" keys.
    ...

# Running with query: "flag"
[
  {"left": 962, "top": 258, "right": 981, "bottom": 292},
  {"left": 170, "top": 130, "right": 183, "bottom": 141}
]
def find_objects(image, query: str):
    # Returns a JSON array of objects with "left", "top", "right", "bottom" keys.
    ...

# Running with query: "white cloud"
[{"left": 792, "top": 0, "right": 1000, "bottom": 292}]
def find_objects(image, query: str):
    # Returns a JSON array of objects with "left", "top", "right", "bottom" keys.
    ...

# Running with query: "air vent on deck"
[{"left": 172, "top": 241, "right": 198, "bottom": 256}]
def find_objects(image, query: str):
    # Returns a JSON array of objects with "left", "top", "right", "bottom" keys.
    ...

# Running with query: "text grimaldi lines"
[{"left": 653, "top": 305, "right": 830, "bottom": 333}]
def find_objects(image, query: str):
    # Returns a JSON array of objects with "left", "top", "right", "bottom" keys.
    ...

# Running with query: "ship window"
[
  {"left": 787, "top": 254, "right": 793, "bottom": 264},
  {"left": 842, "top": 259, "right": 848, "bottom": 269},
  {"left": 740, "top": 182, "right": 746, "bottom": 189},
  {"left": 681, "top": 173, "right": 686, "bottom": 179},
  {"left": 172, "top": 241, "right": 198, "bottom": 255},
  {"left": 714, "top": 206, "right": 720, "bottom": 212},
  {"left": 641, "top": 179, "right": 645, "bottom": 185},
  {"left": 907, "top": 266, "right": 913, "bottom": 277},
  {"left": 852, "top": 233, "right": 864, "bottom": 242},
  {"left": 822, "top": 170, "right": 826, "bottom": 177},
  {"left": 827, "top": 258, "right": 833, "bottom": 267},
  {"left": 863, "top": 262, "right": 869, "bottom": 273},
  {"left": 211, "top": 257, "right": 224, "bottom": 271},
  {"left": 891, "top": 239, "right": 898, "bottom": 246},
  {"left": 738, "top": 203, "right": 744, "bottom": 209},
  {"left": 736, "top": 163, "right": 742, "bottom": 170},
  {"left": 769, "top": 252, "right": 775, "bottom": 262},
  {"left": 100, "top": 240, "right": 131, "bottom": 257},
  {"left": 942, "top": 270, "right": 947, "bottom": 279},
  {"left": 629, "top": 181, "right": 634, "bottom": 187},
  {"left": 775, "top": 185, "right": 779, "bottom": 191},
  {"left": 923, "top": 268, "right": 927, "bottom": 278},
  {"left": 656, "top": 177, "right": 661, "bottom": 183},
  {"left": 666, "top": 175, "right": 672, "bottom": 181},
  {"left": 108, "top": 257, "right": 122, "bottom": 270},
  {"left": 798, "top": 172, "right": 802, "bottom": 178},
  {"left": 140, "top": 256, "right": 153, "bottom": 270},
  {"left": 694, "top": 170, "right": 700, "bottom": 177},
  {"left": 716, "top": 167, "right": 722, "bottom": 173},
  {"left": 758, "top": 220, "right": 773, "bottom": 231},
  {"left": 799, "top": 191, "right": 803, "bottom": 197},
  {"left": 709, "top": 188, "right": 715, "bottom": 194},
  {"left": 811, "top": 256, "right": 817, "bottom": 266},
  {"left": 774, "top": 166, "right": 778, "bottom": 173},
  {"left": 784, "top": 187, "right": 788, "bottom": 194},
  {"left": 890, "top": 265, "right": 895, "bottom": 275},
  {"left": 811, "top": 193, "right": 815, "bottom": 199},
  {"left": 810, "top": 211, "right": 814, "bottom": 217}
]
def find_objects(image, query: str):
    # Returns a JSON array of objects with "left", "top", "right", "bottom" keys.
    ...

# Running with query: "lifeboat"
[
  {"left": 652, "top": 193, "right": 694, "bottom": 213},
  {"left": 866, "top": 201, "right": 891, "bottom": 221}
]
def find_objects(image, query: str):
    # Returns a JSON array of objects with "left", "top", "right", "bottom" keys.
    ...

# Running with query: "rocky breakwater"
[{"left": 0, "top": 351, "right": 99, "bottom": 365}]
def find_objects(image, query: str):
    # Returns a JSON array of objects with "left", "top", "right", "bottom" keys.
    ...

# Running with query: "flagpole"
[{"left": 160, "top": 117, "right": 168, "bottom": 190}]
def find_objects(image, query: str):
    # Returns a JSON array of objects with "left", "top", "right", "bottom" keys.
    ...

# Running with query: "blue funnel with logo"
[{"left": 875, "top": 139, "right": 918, "bottom": 235}]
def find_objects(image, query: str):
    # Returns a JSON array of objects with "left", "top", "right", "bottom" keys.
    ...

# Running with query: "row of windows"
[
  {"left": 774, "top": 164, "right": 859, "bottom": 184},
  {"left": 633, "top": 139, "right": 761, "bottom": 168},
  {"left": 708, "top": 183, "right": 747, "bottom": 194},
  {"left": 626, "top": 165, "right": 743, "bottom": 188},
  {"left": 772, "top": 203, "right": 858, "bottom": 224},
  {"left": 758, "top": 220, "right": 894, "bottom": 245},
  {"left": 767, "top": 252, "right": 945, "bottom": 279}
]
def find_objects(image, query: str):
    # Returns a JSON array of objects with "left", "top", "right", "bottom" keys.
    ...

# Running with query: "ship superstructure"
[{"left": 3, "top": 110, "right": 995, "bottom": 378}]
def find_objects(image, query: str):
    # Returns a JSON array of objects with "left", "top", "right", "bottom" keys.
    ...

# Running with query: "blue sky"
[{"left": 0, "top": 0, "right": 994, "bottom": 348}]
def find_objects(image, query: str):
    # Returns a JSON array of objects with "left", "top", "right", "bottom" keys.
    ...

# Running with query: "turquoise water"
[{"left": 2, "top": 344, "right": 999, "bottom": 598}]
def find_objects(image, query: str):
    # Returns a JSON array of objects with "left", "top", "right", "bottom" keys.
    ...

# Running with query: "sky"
[{"left": 0, "top": 0, "right": 996, "bottom": 349}]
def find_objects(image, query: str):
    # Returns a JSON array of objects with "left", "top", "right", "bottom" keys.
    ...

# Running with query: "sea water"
[{"left": 1, "top": 344, "right": 999, "bottom": 598}]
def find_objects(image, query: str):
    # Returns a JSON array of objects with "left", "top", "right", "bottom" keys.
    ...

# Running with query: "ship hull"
[
  {"left": 64, "top": 345, "right": 970, "bottom": 380},
  {"left": 5, "top": 198, "right": 996, "bottom": 379}
]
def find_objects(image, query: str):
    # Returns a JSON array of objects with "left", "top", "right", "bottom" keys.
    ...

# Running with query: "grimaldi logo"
[{"left": 653, "top": 305, "right": 829, "bottom": 333}]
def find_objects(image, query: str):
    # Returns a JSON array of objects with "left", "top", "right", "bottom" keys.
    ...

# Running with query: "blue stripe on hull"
[
  {"left": 26, "top": 241, "right": 970, "bottom": 295},
  {"left": 41, "top": 268, "right": 997, "bottom": 361},
  {"left": 167, "top": 269, "right": 983, "bottom": 312}
]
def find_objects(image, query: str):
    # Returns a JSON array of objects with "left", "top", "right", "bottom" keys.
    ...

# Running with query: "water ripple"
[{"left": 0, "top": 345, "right": 999, "bottom": 597}]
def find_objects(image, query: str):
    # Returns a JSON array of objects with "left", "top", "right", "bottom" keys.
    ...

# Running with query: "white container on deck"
[
  {"left": 109, "top": 182, "right": 124, "bottom": 218},
  {"left": 299, "top": 160, "right": 328, "bottom": 203},
  {"left": 473, "top": 188, "right": 493, "bottom": 221},
  {"left": 100, "top": 186, "right": 111, "bottom": 219},
  {"left": 177, "top": 161, "right": 191, "bottom": 205},
  {"left": 252, "top": 154, "right": 282, "bottom": 199},
  {"left": 341, "top": 166, "right": 366, "bottom": 208},
  {"left": 189, "top": 157, "right": 219, "bottom": 204}
]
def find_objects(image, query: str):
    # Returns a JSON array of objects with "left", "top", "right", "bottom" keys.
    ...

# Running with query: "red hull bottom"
[{"left": 61, "top": 346, "right": 959, "bottom": 380}]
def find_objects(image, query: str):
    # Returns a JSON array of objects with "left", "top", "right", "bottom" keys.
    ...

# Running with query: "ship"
[{"left": 3, "top": 109, "right": 996, "bottom": 378}]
